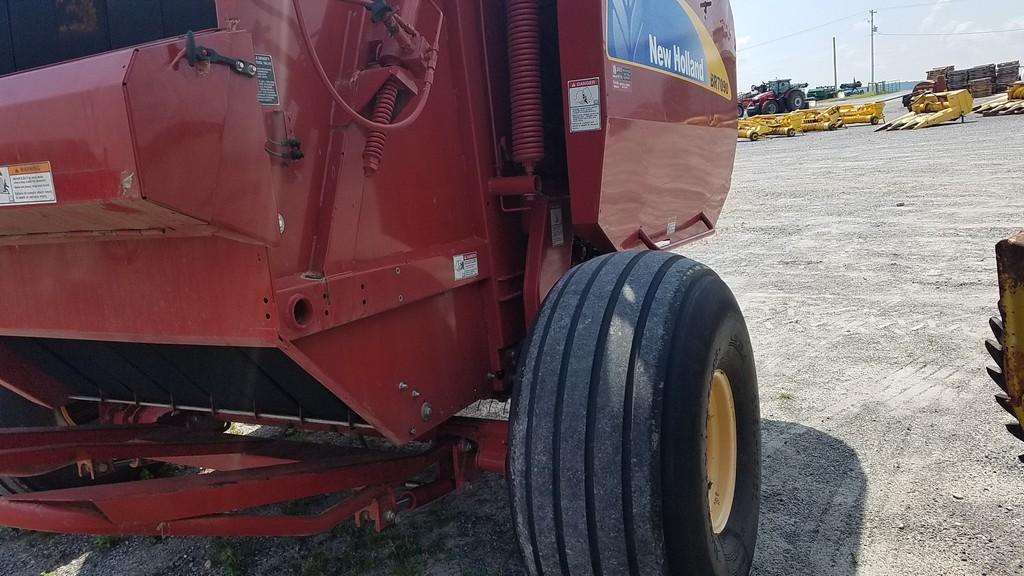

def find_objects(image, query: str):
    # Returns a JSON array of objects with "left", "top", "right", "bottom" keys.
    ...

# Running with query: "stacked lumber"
[
  {"left": 969, "top": 78, "right": 994, "bottom": 98},
  {"left": 927, "top": 66, "right": 954, "bottom": 81},
  {"left": 969, "top": 64, "right": 997, "bottom": 82},
  {"left": 996, "top": 61, "right": 1021, "bottom": 93},
  {"left": 948, "top": 69, "right": 970, "bottom": 90}
]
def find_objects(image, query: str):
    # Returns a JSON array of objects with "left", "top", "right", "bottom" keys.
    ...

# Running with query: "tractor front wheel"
[
  {"left": 509, "top": 251, "right": 761, "bottom": 576},
  {"left": 761, "top": 100, "right": 780, "bottom": 115}
]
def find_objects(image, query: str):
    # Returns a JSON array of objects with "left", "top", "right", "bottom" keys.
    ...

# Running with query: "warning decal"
[
  {"left": 568, "top": 78, "right": 602, "bottom": 133},
  {"left": 254, "top": 54, "right": 281, "bottom": 106},
  {"left": 0, "top": 162, "right": 57, "bottom": 207},
  {"left": 454, "top": 252, "right": 480, "bottom": 281}
]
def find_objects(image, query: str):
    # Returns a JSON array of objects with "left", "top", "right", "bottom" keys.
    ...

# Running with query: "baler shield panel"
[{"left": 0, "top": 337, "right": 359, "bottom": 426}]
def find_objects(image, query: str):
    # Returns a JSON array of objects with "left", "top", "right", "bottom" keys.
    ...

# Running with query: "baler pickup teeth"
[
  {"left": 974, "top": 82, "right": 1024, "bottom": 116},
  {"left": 877, "top": 90, "right": 973, "bottom": 131}
]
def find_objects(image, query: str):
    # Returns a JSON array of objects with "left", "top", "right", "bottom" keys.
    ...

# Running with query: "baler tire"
[
  {"left": 0, "top": 389, "right": 141, "bottom": 495},
  {"left": 509, "top": 251, "right": 760, "bottom": 576}
]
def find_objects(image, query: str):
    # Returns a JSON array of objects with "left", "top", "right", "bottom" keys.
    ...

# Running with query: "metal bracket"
[
  {"left": 185, "top": 31, "right": 257, "bottom": 78},
  {"left": 367, "top": 0, "right": 396, "bottom": 23}
]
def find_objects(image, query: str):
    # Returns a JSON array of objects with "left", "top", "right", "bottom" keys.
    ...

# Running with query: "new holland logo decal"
[{"left": 607, "top": 0, "right": 733, "bottom": 100}]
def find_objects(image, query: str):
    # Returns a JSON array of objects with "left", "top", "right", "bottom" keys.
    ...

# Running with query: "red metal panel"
[
  {"left": 125, "top": 31, "right": 279, "bottom": 245},
  {"left": 559, "top": 0, "right": 738, "bottom": 250},
  {"left": 0, "top": 237, "right": 278, "bottom": 345},
  {"left": 0, "top": 50, "right": 140, "bottom": 233},
  {"left": 283, "top": 286, "right": 491, "bottom": 444}
]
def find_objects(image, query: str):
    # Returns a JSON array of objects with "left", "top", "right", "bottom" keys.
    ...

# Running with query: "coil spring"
[
  {"left": 507, "top": 0, "right": 544, "bottom": 174},
  {"left": 362, "top": 79, "right": 403, "bottom": 177}
]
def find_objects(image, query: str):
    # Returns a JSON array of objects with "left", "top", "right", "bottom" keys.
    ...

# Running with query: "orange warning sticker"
[{"left": 0, "top": 161, "right": 56, "bottom": 206}]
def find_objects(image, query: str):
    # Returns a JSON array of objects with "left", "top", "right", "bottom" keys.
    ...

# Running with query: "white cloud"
[{"left": 920, "top": 0, "right": 952, "bottom": 32}]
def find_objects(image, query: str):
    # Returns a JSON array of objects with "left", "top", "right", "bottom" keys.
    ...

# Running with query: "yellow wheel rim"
[{"left": 707, "top": 369, "right": 737, "bottom": 535}]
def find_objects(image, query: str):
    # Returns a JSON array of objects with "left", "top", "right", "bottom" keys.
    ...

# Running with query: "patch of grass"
[
  {"left": 290, "top": 548, "right": 330, "bottom": 576},
  {"left": 210, "top": 538, "right": 247, "bottom": 576},
  {"left": 94, "top": 535, "right": 125, "bottom": 550},
  {"left": 778, "top": 391, "right": 796, "bottom": 401}
]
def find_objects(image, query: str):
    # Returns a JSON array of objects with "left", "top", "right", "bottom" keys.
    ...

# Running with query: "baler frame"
[{"left": 0, "top": 415, "right": 506, "bottom": 535}]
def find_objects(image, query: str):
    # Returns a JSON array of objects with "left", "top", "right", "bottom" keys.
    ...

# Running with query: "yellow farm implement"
[
  {"left": 974, "top": 82, "right": 1024, "bottom": 116},
  {"left": 837, "top": 102, "right": 885, "bottom": 126},
  {"left": 738, "top": 113, "right": 802, "bottom": 141},
  {"left": 794, "top": 106, "right": 843, "bottom": 132},
  {"left": 989, "top": 232, "right": 1024, "bottom": 460},
  {"left": 876, "top": 90, "right": 973, "bottom": 131}
]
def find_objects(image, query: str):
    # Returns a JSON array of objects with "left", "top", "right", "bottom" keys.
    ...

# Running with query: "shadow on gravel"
[{"left": 752, "top": 419, "right": 867, "bottom": 576}]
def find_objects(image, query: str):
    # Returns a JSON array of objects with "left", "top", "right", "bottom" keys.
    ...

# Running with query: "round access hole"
[{"left": 292, "top": 297, "right": 313, "bottom": 327}]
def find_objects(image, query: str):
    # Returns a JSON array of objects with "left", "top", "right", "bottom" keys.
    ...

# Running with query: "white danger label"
[
  {"left": 568, "top": 78, "right": 602, "bottom": 133},
  {"left": 550, "top": 207, "right": 565, "bottom": 247},
  {"left": 0, "top": 162, "right": 56, "bottom": 207},
  {"left": 454, "top": 252, "right": 479, "bottom": 281}
]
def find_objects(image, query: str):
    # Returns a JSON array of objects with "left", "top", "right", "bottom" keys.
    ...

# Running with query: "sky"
[{"left": 731, "top": 0, "right": 1024, "bottom": 90}]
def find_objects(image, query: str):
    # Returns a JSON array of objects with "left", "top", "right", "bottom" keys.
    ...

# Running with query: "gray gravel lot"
[{"left": 2, "top": 98, "right": 1023, "bottom": 576}]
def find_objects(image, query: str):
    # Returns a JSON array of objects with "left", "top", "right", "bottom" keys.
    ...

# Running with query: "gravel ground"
[{"left": 2, "top": 99, "right": 1023, "bottom": 576}]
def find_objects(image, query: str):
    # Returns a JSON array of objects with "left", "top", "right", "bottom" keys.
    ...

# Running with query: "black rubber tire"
[
  {"left": 786, "top": 90, "right": 806, "bottom": 112},
  {"left": 737, "top": 105, "right": 745, "bottom": 118},
  {"left": 745, "top": 105, "right": 760, "bottom": 117},
  {"left": 509, "top": 251, "right": 761, "bottom": 576},
  {"left": 761, "top": 100, "right": 780, "bottom": 115}
]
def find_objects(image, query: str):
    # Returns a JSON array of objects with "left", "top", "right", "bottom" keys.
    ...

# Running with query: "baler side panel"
[
  {"left": 560, "top": 0, "right": 738, "bottom": 250},
  {"left": 0, "top": 50, "right": 140, "bottom": 235},
  {"left": 268, "top": 0, "right": 529, "bottom": 441},
  {"left": 125, "top": 31, "right": 279, "bottom": 246},
  {"left": 222, "top": 0, "right": 364, "bottom": 279}
]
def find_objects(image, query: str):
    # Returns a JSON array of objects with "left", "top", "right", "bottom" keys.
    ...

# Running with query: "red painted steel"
[
  {"left": 558, "top": 0, "right": 738, "bottom": 251},
  {"left": 0, "top": 421, "right": 500, "bottom": 535},
  {"left": 0, "top": 0, "right": 737, "bottom": 536}
]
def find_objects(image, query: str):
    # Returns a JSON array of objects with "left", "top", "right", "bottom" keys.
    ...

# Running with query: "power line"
[
  {"left": 737, "top": 0, "right": 977, "bottom": 52},
  {"left": 878, "top": 28, "right": 1024, "bottom": 36},
  {"left": 738, "top": 13, "right": 861, "bottom": 52}
]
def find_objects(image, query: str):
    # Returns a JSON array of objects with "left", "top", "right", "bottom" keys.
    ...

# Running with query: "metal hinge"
[{"left": 185, "top": 31, "right": 257, "bottom": 78}]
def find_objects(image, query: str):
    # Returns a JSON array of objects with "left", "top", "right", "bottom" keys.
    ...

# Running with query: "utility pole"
[
  {"left": 870, "top": 10, "right": 877, "bottom": 92},
  {"left": 833, "top": 36, "right": 838, "bottom": 90}
]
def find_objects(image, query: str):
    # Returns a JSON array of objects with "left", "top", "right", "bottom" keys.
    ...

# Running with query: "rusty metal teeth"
[
  {"left": 990, "top": 316, "right": 1004, "bottom": 343},
  {"left": 986, "top": 339, "right": 1004, "bottom": 367},
  {"left": 995, "top": 394, "right": 1017, "bottom": 418},
  {"left": 988, "top": 366, "right": 1008, "bottom": 395},
  {"left": 1007, "top": 424, "right": 1024, "bottom": 443}
]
